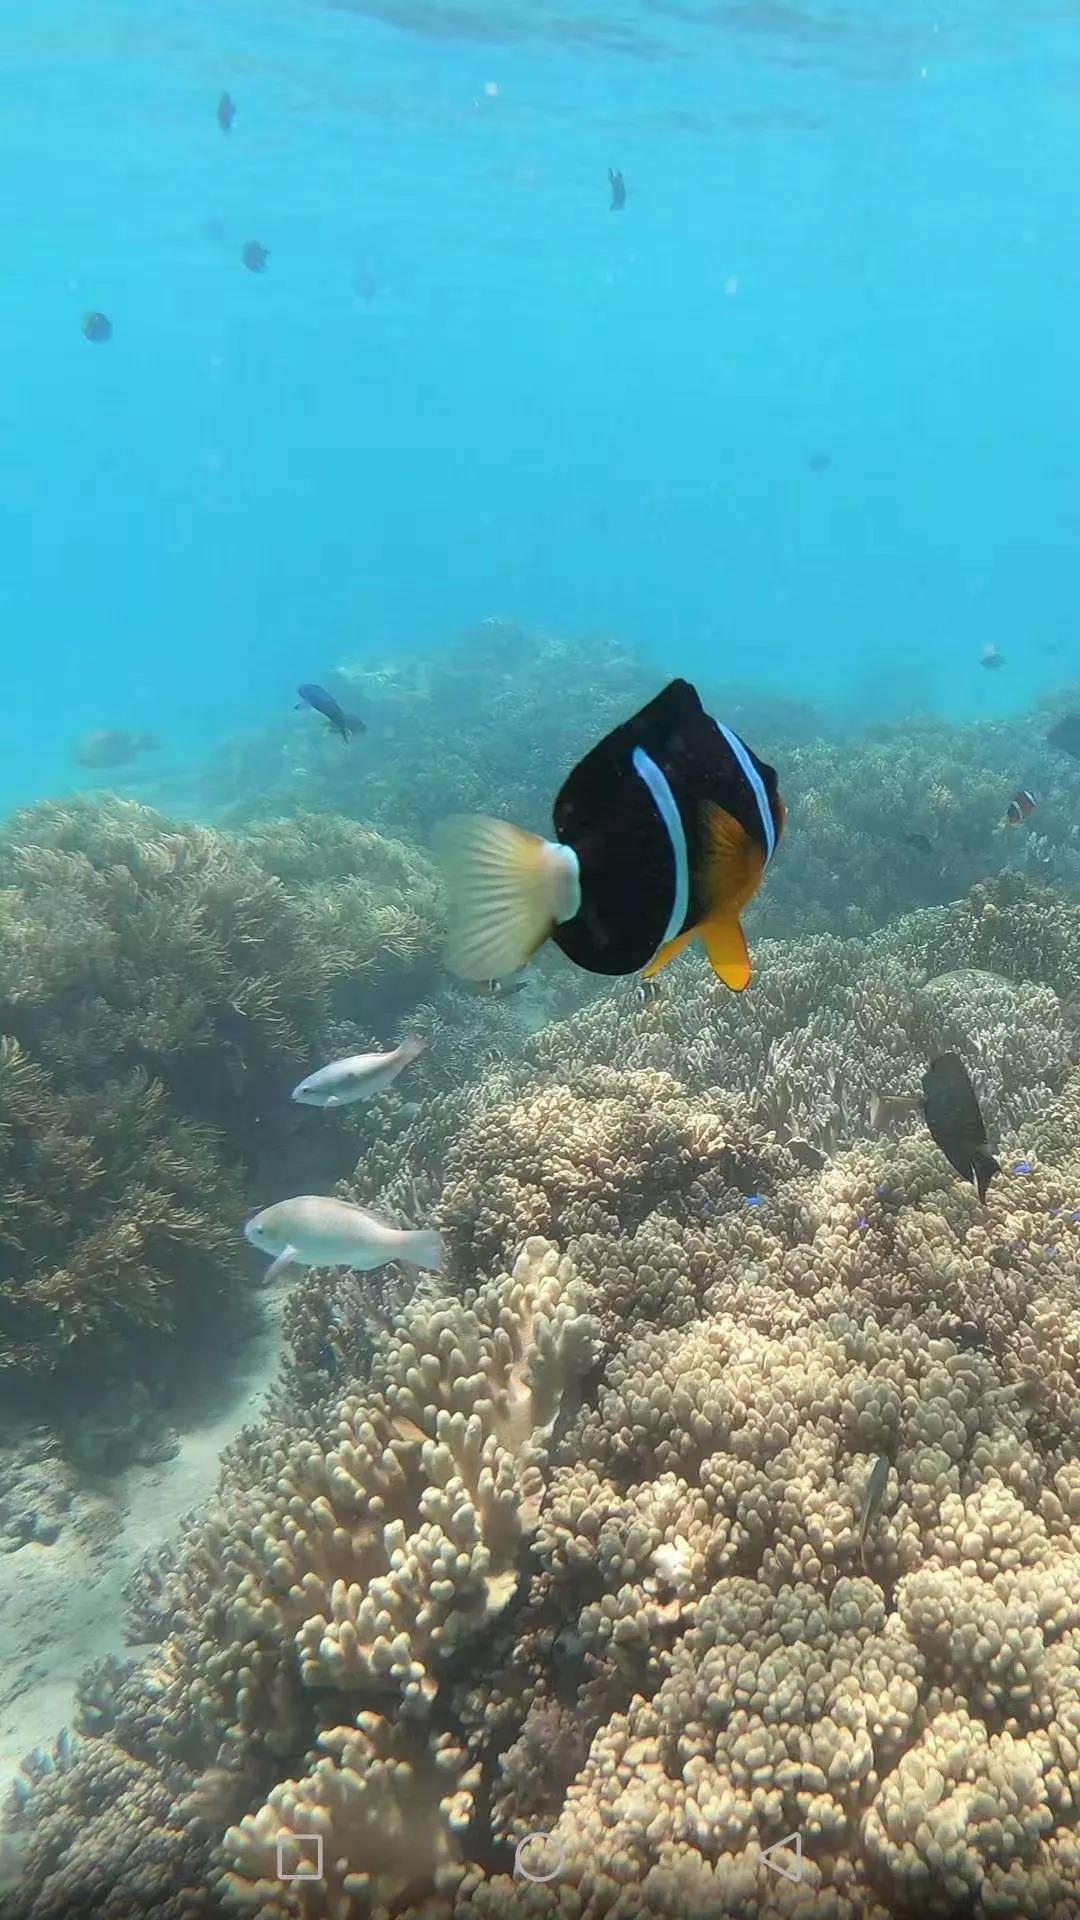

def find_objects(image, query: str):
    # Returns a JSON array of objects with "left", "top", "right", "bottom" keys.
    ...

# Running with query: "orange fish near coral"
[
  {"left": 435, "top": 679, "right": 785, "bottom": 991},
  {"left": 1004, "top": 788, "right": 1038, "bottom": 827}
]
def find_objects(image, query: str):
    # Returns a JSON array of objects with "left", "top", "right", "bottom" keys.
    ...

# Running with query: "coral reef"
[
  {"left": 17, "top": 888, "right": 1080, "bottom": 1915},
  {"left": 0, "top": 796, "right": 442, "bottom": 1385},
  {"left": 198, "top": 621, "right": 1080, "bottom": 944},
  {"left": 203, "top": 625, "right": 655, "bottom": 844}
]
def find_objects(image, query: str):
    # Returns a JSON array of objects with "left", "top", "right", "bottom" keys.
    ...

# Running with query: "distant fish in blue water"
[
  {"left": 980, "top": 643, "right": 1004, "bottom": 670},
  {"left": 82, "top": 311, "right": 112, "bottom": 343},
  {"left": 1005, "top": 788, "right": 1038, "bottom": 827},
  {"left": 242, "top": 240, "right": 269, "bottom": 273},
  {"left": 72, "top": 728, "right": 160, "bottom": 769},
  {"left": 922, "top": 1054, "right": 999, "bottom": 1203},
  {"left": 217, "top": 92, "right": 236, "bottom": 133},
  {"left": 296, "top": 683, "right": 366, "bottom": 742},
  {"left": 808, "top": 451, "right": 832, "bottom": 472},
  {"left": 609, "top": 167, "right": 626, "bottom": 210},
  {"left": 901, "top": 830, "right": 934, "bottom": 855},
  {"left": 436, "top": 679, "right": 785, "bottom": 990},
  {"left": 1048, "top": 713, "right": 1080, "bottom": 759}
]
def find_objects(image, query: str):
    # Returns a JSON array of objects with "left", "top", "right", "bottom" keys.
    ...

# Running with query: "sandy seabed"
[{"left": 0, "top": 1287, "right": 287, "bottom": 1806}]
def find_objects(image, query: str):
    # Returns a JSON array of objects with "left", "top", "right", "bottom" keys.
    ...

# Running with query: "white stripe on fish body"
[
  {"left": 632, "top": 747, "right": 690, "bottom": 949},
  {"left": 717, "top": 722, "right": 776, "bottom": 862},
  {"left": 244, "top": 1195, "right": 444, "bottom": 1273},
  {"left": 291, "top": 1036, "right": 426, "bottom": 1107}
]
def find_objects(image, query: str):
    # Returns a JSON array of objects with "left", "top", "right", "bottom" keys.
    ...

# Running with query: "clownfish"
[
  {"left": 434, "top": 679, "right": 785, "bottom": 991},
  {"left": 1005, "top": 788, "right": 1038, "bottom": 827}
]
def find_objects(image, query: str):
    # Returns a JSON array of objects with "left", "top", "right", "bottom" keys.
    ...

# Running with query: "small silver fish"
[
  {"left": 858, "top": 1454, "right": 891, "bottom": 1568},
  {"left": 869, "top": 1091, "right": 921, "bottom": 1132},
  {"left": 291, "top": 1037, "right": 426, "bottom": 1108},
  {"left": 244, "top": 1195, "right": 444, "bottom": 1282}
]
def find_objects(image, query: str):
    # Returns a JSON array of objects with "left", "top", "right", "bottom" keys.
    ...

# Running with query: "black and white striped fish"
[{"left": 435, "top": 679, "right": 785, "bottom": 991}]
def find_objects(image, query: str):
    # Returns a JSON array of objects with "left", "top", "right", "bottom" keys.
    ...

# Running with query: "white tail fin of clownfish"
[
  {"left": 642, "top": 805, "right": 763, "bottom": 992},
  {"left": 433, "top": 815, "right": 580, "bottom": 982}
]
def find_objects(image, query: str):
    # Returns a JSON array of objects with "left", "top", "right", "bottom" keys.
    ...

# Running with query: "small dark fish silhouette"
[
  {"left": 922, "top": 1053, "right": 999, "bottom": 1203},
  {"left": 858, "top": 1454, "right": 890, "bottom": 1568},
  {"left": 808, "top": 451, "right": 832, "bottom": 472},
  {"left": 901, "top": 831, "right": 933, "bottom": 855},
  {"left": 296, "top": 683, "right": 366, "bottom": 743},
  {"left": 217, "top": 92, "right": 236, "bottom": 133},
  {"left": 82, "top": 312, "right": 112, "bottom": 343},
  {"left": 469, "top": 975, "right": 528, "bottom": 1000},
  {"left": 1048, "top": 713, "right": 1080, "bottom": 760},
  {"left": 242, "top": 241, "right": 269, "bottom": 273},
  {"left": 608, "top": 168, "right": 626, "bottom": 211},
  {"left": 73, "top": 728, "right": 160, "bottom": 769},
  {"left": 980, "top": 643, "right": 1004, "bottom": 670}
]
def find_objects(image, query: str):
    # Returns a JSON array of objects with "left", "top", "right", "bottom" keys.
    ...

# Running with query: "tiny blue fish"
[
  {"left": 744, "top": 1194, "right": 764, "bottom": 1209},
  {"left": 857, "top": 1215, "right": 869, "bottom": 1231},
  {"left": 1013, "top": 1160, "right": 1034, "bottom": 1176},
  {"left": 296, "top": 683, "right": 366, "bottom": 743}
]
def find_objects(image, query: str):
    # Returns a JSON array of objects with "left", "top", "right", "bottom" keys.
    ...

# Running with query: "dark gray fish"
[
  {"left": 921, "top": 1053, "right": 1000, "bottom": 1202},
  {"left": 1048, "top": 713, "right": 1080, "bottom": 760},
  {"left": 858, "top": 1453, "right": 890, "bottom": 1567},
  {"left": 296, "top": 682, "right": 366, "bottom": 743},
  {"left": 82, "top": 311, "right": 112, "bottom": 343},
  {"left": 980, "top": 643, "right": 1004, "bottom": 670},
  {"left": 608, "top": 167, "right": 626, "bottom": 211},
  {"left": 217, "top": 92, "right": 236, "bottom": 133},
  {"left": 902, "top": 830, "right": 933, "bottom": 855},
  {"left": 73, "top": 728, "right": 160, "bottom": 769},
  {"left": 242, "top": 241, "right": 269, "bottom": 273}
]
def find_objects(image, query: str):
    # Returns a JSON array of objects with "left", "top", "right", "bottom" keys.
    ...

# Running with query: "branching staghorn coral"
[
  {"left": 0, "top": 1244, "right": 594, "bottom": 1918},
  {"left": 0, "top": 796, "right": 442, "bottom": 1383}
]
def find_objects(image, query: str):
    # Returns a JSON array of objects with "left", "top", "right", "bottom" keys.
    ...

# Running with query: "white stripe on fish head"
[
  {"left": 631, "top": 747, "right": 690, "bottom": 953},
  {"left": 716, "top": 723, "right": 777, "bottom": 862}
]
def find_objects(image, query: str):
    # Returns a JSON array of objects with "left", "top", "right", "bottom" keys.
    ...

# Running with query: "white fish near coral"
[
  {"left": 291, "top": 1036, "right": 426, "bottom": 1108},
  {"left": 244, "top": 1195, "right": 444, "bottom": 1281}
]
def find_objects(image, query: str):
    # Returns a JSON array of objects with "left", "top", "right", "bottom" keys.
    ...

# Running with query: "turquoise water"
[
  {"left": 2, "top": 0, "right": 1078, "bottom": 820},
  {"left": 11, "top": 9, "right": 1080, "bottom": 1916}
]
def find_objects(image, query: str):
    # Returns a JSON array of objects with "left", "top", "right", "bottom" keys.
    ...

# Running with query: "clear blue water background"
[{"left": 1, "top": 0, "right": 1078, "bottom": 818}]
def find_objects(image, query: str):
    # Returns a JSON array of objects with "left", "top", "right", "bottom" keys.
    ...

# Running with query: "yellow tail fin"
[
  {"left": 701, "top": 911, "right": 752, "bottom": 990},
  {"left": 434, "top": 815, "right": 564, "bottom": 980}
]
